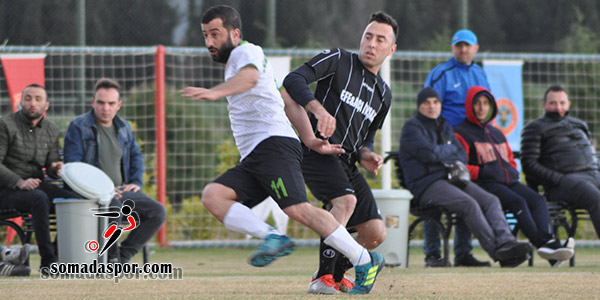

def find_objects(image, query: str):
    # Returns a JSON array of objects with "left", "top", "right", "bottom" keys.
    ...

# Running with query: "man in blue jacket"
[
  {"left": 422, "top": 29, "right": 491, "bottom": 267},
  {"left": 64, "top": 78, "right": 167, "bottom": 263},
  {"left": 454, "top": 86, "right": 574, "bottom": 266},
  {"left": 399, "top": 87, "right": 531, "bottom": 267}
]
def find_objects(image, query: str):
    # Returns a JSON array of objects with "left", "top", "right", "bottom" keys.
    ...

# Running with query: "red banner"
[
  {"left": 1, "top": 53, "right": 46, "bottom": 244},
  {"left": 1, "top": 53, "right": 46, "bottom": 112}
]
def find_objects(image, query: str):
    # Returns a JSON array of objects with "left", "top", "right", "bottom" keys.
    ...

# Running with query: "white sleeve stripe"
[
  {"left": 310, "top": 49, "right": 341, "bottom": 68},
  {"left": 316, "top": 72, "right": 336, "bottom": 82}
]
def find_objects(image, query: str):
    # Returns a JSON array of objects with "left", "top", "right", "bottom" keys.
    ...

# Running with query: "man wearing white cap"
[{"left": 421, "top": 29, "right": 491, "bottom": 268}]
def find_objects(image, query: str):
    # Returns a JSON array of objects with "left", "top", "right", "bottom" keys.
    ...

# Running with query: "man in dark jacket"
[
  {"left": 0, "top": 84, "right": 79, "bottom": 273},
  {"left": 399, "top": 87, "right": 531, "bottom": 267},
  {"left": 521, "top": 85, "right": 600, "bottom": 239},
  {"left": 454, "top": 86, "right": 574, "bottom": 265}
]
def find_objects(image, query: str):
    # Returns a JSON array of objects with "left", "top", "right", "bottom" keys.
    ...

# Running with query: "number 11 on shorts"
[{"left": 270, "top": 177, "right": 288, "bottom": 199}]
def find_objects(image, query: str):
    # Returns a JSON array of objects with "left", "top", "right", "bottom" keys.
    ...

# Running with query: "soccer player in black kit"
[{"left": 282, "top": 11, "right": 398, "bottom": 295}]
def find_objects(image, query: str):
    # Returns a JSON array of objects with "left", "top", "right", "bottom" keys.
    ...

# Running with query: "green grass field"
[{"left": 1, "top": 246, "right": 599, "bottom": 299}]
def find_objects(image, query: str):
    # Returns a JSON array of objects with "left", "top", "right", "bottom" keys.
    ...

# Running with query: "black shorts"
[
  {"left": 214, "top": 136, "right": 307, "bottom": 210},
  {"left": 301, "top": 145, "right": 381, "bottom": 228}
]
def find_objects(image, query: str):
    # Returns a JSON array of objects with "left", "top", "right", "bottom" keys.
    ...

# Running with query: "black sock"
[
  {"left": 333, "top": 254, "right": 352, "bottom": 282},
  {"left": 316, "top": 238, "right": 338, "bottom": 279}
]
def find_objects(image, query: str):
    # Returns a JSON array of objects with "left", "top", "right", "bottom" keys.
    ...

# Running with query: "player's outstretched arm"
[
  {"left": 305, "top": 100, "right": 336, "bottom": 139},
  {"left": 282, "top": 88, "right": 343, "bottom": 155},
  {"left": 181, "top": 65, "right": 259, "bottom": 101}
]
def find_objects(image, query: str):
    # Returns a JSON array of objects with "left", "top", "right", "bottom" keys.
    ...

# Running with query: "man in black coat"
[{"left": 521, "top": 85, "right": 600, "bottom": 239}]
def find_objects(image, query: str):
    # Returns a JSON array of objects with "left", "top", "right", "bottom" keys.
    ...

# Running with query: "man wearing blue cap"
[{"left": 421, "top": 29, "right": 491, "bottom": 267}]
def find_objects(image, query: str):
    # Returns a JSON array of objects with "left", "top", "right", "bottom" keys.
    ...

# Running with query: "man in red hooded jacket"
[{"left": 454, "top": 86, "right": 574, "bottom": 266}]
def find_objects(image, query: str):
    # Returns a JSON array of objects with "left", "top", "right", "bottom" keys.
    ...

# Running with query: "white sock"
[
  {"left": 223, "top": 202, "right": 279, "bottom": 239},
  {"left": 323, "top": 225, "right": 371, "bottom": 266}
]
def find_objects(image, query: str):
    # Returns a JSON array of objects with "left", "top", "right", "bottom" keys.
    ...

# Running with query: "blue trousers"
[{"left": 479, "top": 182, "right": 552, "bottom": 248}]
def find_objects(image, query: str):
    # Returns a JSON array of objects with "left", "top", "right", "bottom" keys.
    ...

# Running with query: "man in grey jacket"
[{"left": 0, "top": 83, "right": 79, "bottom": 273}]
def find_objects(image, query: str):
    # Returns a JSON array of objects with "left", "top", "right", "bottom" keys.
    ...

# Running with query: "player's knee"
[
  {"left": 373, "top": 228, "right": 387, "bottom": 247},
  {"left": 201, "top": 183, "right": 221, "bottom": 210},
  {"left": 331, "top": 194, "right": 357, "bottom": 214},
  {"left": 282, "top": 202, "right": 305, "bottom": 221},
  {"left": 367, "top": 223, "right": 387, "bottom": 249}
]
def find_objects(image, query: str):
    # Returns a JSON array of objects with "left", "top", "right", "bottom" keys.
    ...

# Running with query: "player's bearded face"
[{"left": 209, "top": 33, "right": 235, "bottom": 64}]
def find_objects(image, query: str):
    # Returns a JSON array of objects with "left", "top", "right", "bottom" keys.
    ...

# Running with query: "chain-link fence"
[{"left": 1, "top": 46, "right": 599, "bottom": 245}]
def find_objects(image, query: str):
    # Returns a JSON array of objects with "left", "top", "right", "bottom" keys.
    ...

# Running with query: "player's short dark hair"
[
  {"left": 369, "top": 11, "right": 399, "bottom": 43},
  {"left": 94, "top": 78, "right": 121, "bottom": 92},
  {"left": 22, "top": 83, "right": 47, "bottom": 100},
  {"left": 544, "top": 85, "right": 567, "bottom": 103},
  {"left": 202, "top": 5, "right": 243, "bottom": 38}
]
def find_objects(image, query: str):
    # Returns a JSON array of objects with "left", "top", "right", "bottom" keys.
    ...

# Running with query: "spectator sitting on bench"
[
  {"left": 521, "top": 85, "right": 600, "bottom": 240},
  {"left": 398, "top": 87, "right": 532, "bottom": 267},
  {"left": 64, "top": 78, "right": 167, "bottom": 264},
  {"left": 0, "top": 84, "right": 80, "bottom": 274},
  {"left": 454, "top": 86, "right": 574, "bottom": 266},
  {"left": 0, "top": 244, "right": 30, "bottom": 276}
]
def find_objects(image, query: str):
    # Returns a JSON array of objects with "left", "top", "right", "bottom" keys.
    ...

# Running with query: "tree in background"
[
  {"left": 1, "top": 0, "right": 599, "bottom": 52},
  {"left": 0, "top": 0, "right": 178, "bottom": 46}
]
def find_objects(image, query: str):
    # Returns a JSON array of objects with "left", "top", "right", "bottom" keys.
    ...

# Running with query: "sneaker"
[
  {"left": 3, "top": 244, "right": 30, "bottom": 266},
  {"left": 454, "top": 254, "right": 491, "bottom": 267},
  {"left": 495, "top": 240, "right": 532, "bottom": 262},
  {"left": 248, "top": 234, "right": 296, "bottom": 267},
  {"left": 565, "top": 237, "right": 576, "bottom": 249},
  {"left": 499, "top": 253, "right": 531, "bottom": 268},
  {"left": 425, "top": 253, "right": 451, "bottom": 267},
  {"left": 336, "top": 273, "right": 355, "bottom": 293},
  {"left": 349, "top": 252, "right": 384, "bottom": 295},
  {"left": 548, "top": 260, "right": 563, "bottom": 268},
  {"left": 0, "top": 262, "right": 31, "bottom": 276},
  {"left": 538, "top": 239, "right": 574, "bottom": 261},
  {"left": 311, "top": 270, "right": 354, "bottom": 293},
  {"left": 307, "top": 274, "right": 338, "bottom": 295}
]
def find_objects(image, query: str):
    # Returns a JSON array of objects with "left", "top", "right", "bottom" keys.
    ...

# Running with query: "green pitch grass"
[{"left": 1, "top": 246, "right": 598, "bottom": 299}]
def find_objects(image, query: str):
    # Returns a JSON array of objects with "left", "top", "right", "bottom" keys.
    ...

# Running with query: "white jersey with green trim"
[{"left": 224, "top": 42, "right": 297, "bottom": 160}]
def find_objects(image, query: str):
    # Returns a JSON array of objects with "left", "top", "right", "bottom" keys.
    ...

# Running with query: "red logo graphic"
[
  {"left": 492, "top": 98, "right": 518, "bottom": 136},
  {"left": 86, "top": 199, "right": 139, "bottom": 256}
]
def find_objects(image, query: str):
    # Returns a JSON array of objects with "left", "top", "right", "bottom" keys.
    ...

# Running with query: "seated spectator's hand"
[
  {"left": 120, "top": 183, "right": 141, "bottom": 193},
  {"left": 446, "top": 161, "right": 470, "bottom": 189},
  {"left": 113, "top": 187, "right": 123, "bottom": 199},
  {"left": 51, "top": 161, "right": 64, "bottom": 177},
  {"left": 16, "top": 178, "right": 42, "bottom": 191}
]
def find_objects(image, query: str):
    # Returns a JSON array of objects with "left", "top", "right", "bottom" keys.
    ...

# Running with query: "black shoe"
[
  {"left": 424, "top": 254, "right": 451, "bottom": 267},
  {"left": 495, "top": 240, "right": 532, "bottom": 261},
  {"left": 548, "top": 259, "right": 563, "bottom": 267},
  {"left": 454, "top": 254, "right": 491, "bottom": 267},
  {"left": 0, "top": 262, "right": 30, "bottom": 276},
  {"left": 499, "top": 253, "right": 531, "bottom": 268}
]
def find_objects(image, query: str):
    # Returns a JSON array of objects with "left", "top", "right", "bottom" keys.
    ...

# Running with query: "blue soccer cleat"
[
  {"left": 248, "top": 234, "right": 296, "bottom": 267},
  {"left": 349, "top": 252, "right": 384, "bottom": 294}
]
